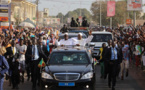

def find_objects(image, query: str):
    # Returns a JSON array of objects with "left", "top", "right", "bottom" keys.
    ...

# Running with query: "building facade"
[
  {"left": 11, "top": 0, "right": 37, "bottom": 24},
  {"left": 44, "top": 18, "right": 60, "bottom": 26}
]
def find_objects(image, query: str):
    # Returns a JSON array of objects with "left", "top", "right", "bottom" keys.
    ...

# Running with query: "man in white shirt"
[
  {"left": 58, "top": 33, "right": 73, "bottom": 46},
  {"left": 72, "top": 30, "right": 93, "bottom": 46},
  {"left": 17, "top": 39, "right": 27, "bottom": 83}
]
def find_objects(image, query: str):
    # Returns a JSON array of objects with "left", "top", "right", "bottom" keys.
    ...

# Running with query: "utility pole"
[
  {"left": 110, "top": 0, "right": 114, "bottom": 29},
  {"left": 100, "top": 1, "right": 102, "bottom": 27},
  {"left": 133, "top": 11, "right": 136, "bottom": 27},
  {"left": 36, "top": 0, "right": 39, "bottom": 27},
  {"left": 80, "top": 1, "right": 82, "bottom": 16}
]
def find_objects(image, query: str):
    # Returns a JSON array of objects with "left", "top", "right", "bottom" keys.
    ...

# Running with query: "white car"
[{"left": 89, "top": 31, "right": 113, "bottom": 59}]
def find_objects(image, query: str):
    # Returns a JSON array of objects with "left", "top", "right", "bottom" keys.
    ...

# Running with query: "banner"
[
  {"left": 127, "top": 0, "right": 142, "bottom": 11},
  {"left": 0, "top": 22, "right": 9, "bottom": 29},
  {"left": 126, "top": 19, "right": 132, "bottom": 25},
  {"left": 0, "top": 17, "right": 8, "bottom": 21},
  {"left": 107, "top": 1, "right": 115, "bottom": 17},
  {"left": 0, "top": 0, "right": 11, "bottom": 4}
]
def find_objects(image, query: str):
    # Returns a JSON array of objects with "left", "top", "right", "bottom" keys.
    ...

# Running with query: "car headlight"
[
  {"left": 81, "top": 72, "right": 93, "bottom": 79},
  {"left": 42, "top": 72, "right": 53, "bottom": 79}
]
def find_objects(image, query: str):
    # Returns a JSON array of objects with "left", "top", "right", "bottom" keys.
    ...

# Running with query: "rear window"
[{"left": 49, "top": 52, "right": 90, "bottom": 65}]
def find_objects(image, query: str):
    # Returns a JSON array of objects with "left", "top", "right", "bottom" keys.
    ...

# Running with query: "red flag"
[{"left": 107, "top": 1, "right": 116, "bottom": 17}]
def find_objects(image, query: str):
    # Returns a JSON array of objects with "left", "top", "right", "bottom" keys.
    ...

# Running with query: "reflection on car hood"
[{"left": 47, "top": 64, "right": 92, "bottom": 74}]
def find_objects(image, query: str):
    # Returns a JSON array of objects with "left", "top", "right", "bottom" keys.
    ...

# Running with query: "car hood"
[{"left": 47, "top": 64, "right": 92, "bottom": 74}]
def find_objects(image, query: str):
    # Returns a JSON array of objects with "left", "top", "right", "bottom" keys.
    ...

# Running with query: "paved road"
[{"left": 3, "top": 65, "right": 145, "bottom": 90}]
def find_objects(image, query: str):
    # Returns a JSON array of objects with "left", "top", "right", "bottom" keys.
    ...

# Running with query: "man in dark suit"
[
  {"left": 102, "top": 40, "right": 112, "bottom": 79},
  {"left": 4, "top": 39, "right": 13, "bottom": 86},
  {"left": 37, "top": 39, "right": 49, "bottom": 63},
  {"left": 11, "top": 40, "right": 20, "bottom": 89},
  {"left": 30, "top": 37, "right": 48, "bottom": 90},
  {"left": 25, "top": 40, "right": 32, "bottom": 81},
  {"left": 104, "top": 41, "right": 121, "bottom": 90}
]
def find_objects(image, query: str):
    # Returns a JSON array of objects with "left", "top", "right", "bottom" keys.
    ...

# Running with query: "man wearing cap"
[
  {"left": 72, "top": 30, "right": 93, "bottom": 46},
  {"left": 58, "top": 33, "right": 73, "bottom": 46}
]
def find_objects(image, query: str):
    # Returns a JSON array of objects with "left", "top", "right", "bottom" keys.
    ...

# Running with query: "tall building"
[
  {"left": 38, "top": 11, "right": 44, "bottom": 27},
  {"left": 11, "top": 0, "right": 37, "bottom": 24},
  {"left": 44, "top": 8, "right": 49, "bottom": 18}
]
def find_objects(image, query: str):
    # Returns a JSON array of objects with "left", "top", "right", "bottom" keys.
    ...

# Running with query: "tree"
[
  {"left": 91, "top": 1, "right": 141, "bottom": 27},
  {"left": 57, "top": 8, "right": 92, "bottom": 24}
]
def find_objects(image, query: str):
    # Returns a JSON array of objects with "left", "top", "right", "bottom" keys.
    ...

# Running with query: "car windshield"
[
  {"left": 91, "top": 34, "right": 112, "bottom": 42},
  {"left": 49, "top": 52, "right": 89, "bottom": 65}
]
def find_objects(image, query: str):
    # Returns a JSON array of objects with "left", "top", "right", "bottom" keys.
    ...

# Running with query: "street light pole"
[{"left": 36, "top": 0, "right": 39, "bottom": 27}]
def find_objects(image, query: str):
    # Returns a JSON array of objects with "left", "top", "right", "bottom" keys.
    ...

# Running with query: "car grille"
[{"left": 54, "top": 73, "right": 80, "bottom": 81}]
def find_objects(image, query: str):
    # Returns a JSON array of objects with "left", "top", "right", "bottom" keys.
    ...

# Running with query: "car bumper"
[{"left": 41, "top": 78, "right": 92, "bottom": 86}]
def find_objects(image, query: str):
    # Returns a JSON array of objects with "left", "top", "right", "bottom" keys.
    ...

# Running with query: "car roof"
[{"left": 92, "top": 31, "right": 112, "bottom": 34}]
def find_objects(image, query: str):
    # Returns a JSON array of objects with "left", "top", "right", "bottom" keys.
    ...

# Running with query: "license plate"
[{"left": 59, "top": 82, "right": 75, "bottom": 86}]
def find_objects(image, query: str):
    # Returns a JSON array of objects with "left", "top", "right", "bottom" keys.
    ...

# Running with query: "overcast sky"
[{"left": 28, "top": 0, "right": 145, "bottom": 16}]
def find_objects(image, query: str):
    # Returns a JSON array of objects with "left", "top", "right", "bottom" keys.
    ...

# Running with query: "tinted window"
[
  {"left": 91, "top": 34, "right": 112, "bottom": 42},
  {"left": 49, "top": 52, "right": 89, "bottom": 64}
]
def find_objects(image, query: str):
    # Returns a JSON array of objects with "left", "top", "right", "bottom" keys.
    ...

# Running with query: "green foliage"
[
  {"left": 56, "top": 8, "right": 92, "bottom": 24},
  {"left": 91, "top": 1, "right": 141, "bottom": 27}
]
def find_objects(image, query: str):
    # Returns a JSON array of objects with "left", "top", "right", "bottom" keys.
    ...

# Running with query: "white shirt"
[
  {"left": 72, "top": 35, "right": 93, "bottom": 46},
  {"left": 17, "top": 44, "right": 27, "bottom": 62},
  {"left": 11, "top": 47, "right": 17, "bottom": 62},
  {"left": 58, "top": 39, "right": 73, "bottom": 46},
  {"left": 32, "top": 45, "right": 39, "bottom": 60},
  {"left": 42, "top": 40, "right": 46, "bottom": 46}
]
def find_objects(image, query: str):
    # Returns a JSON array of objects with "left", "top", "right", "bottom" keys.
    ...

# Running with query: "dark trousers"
[
  {"left": 116, "top": 64, "right": 121, "bottom": 77},
  {"left": 104, "top": 61, "right": 109, "bottom": 79},
  {"left": 26, "top": 63, "right": 31, "bottom": 79},
  {"left": 11, "top": 73, "right": 20, "bottom": 88},
  {"left": 31, "top": 60, "right": 40, "bottom": 88},
  {"left": 108, "top": 60, "right": 118, "bottom": 87},
  {"left": 135, "top": 55, "right": 141, "bottom": 67}
]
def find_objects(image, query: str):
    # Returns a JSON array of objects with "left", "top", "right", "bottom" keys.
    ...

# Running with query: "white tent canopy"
[{"left": 19, "top": 22, "right": 35, "bottom": 28}]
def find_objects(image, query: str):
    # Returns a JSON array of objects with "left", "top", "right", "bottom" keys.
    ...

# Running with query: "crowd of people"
[
  {"left": 0, "top": 22, "right": 145, "bottom": 90},
  {"left": 0, "top": 27, "right": 59, "bottom": 90},
  {"left": 98, "top": 24, "right": 145, "bottom": 90}
]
